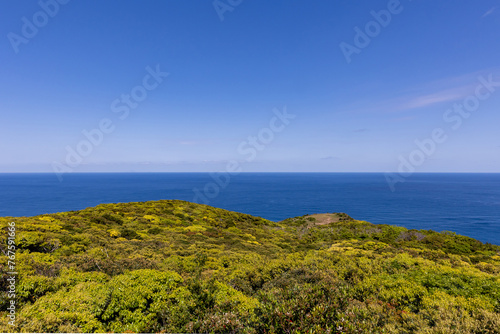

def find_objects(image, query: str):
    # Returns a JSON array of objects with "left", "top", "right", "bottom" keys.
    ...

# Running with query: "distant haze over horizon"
[{"left": 1, "top": 0, "right": 500, "bottom": 173}]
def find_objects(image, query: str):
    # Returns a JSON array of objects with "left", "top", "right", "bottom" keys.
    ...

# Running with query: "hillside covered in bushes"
[{"left": 1, "top": 200, "right": 500, "bottom": 333}]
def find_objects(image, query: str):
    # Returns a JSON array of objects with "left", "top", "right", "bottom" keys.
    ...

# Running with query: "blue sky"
[{"left": 1, "top": 0, "right": 500, "bottom": 173}]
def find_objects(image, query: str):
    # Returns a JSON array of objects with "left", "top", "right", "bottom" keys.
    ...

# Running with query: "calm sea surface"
[{"left": 1, "top": 173, "right": 499, "bottom": 244}]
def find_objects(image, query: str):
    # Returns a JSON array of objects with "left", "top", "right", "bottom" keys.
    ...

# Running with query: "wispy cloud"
[
  {"left": 389, "top": 70, "right": 499, "bottom": 112},
  {"left": 334, "top": 68, "right": 500, "bottom": 120},
  {"left": 377, "top": 68, "right": 500, "bottom": 114},
  {"left": 396, "top": 86, "right": 473, "bottom": 110},
  {"left": 482, "top": 7, "right": 496, "bottom": 18}
]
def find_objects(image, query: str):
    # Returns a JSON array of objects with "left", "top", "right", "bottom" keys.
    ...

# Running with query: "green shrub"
[{"left": 1, "top": 200, "right": 499, "bottom": 333}]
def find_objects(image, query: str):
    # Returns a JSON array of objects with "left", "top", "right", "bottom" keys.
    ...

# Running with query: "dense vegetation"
[{"left": 1, "top": 200, "right": 500, "bottom": 333}]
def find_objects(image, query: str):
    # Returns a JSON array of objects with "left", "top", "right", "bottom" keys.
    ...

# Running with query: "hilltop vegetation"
[{"left": 1, "top": 200, "right": 500, "bottom": 333}]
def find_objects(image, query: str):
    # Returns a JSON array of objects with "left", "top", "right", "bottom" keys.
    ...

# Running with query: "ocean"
[{"left": 1, "top": 172, "right": 499, "bottom": 244}]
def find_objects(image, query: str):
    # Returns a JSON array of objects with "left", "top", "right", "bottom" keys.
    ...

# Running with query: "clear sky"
[{"left": 1, "top": 0, "right": 500, "bottom": 173}]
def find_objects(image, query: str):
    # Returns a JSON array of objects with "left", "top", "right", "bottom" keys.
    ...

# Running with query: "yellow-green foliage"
[
  {"left": 0, "top": 200, "right": 499, "bottom": 333},
  {"left": 184, "top": 225, "right": 207, "bottom": 233},
  {"left": 212, "top": 280, "right": 259, "bottom": 315}
]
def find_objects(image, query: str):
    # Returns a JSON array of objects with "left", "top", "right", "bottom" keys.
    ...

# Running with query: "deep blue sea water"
[{"left": 1, "top": 173, "right": 499, "bottom": 244}]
